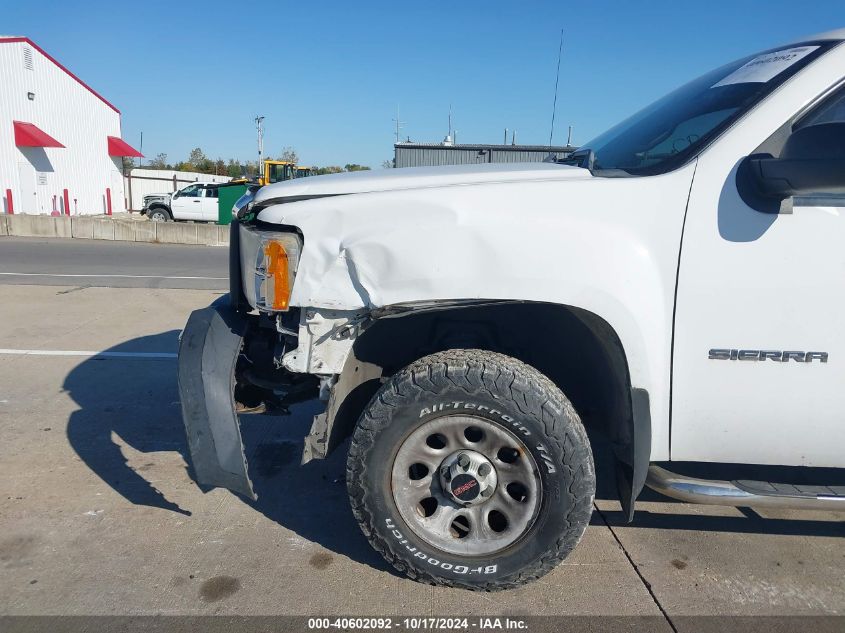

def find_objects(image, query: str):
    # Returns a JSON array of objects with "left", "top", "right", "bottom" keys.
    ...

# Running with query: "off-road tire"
[{"left": 347, "top": 349, "right": 595, "bottom": 590}]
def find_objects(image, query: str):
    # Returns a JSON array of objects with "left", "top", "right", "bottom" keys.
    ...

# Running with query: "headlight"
[
  {"left": 239, "top": 225, "right": 302, "bottom": 312},
  {"left": 232, "top": 190, "right": 255, "bottom": 218}
]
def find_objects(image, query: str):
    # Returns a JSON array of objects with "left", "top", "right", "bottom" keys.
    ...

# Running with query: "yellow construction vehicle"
[
  {"left": 229, "top": 160, "right": 310, "bottom": 187},
  {"left": 262, "top": 160, "right": 296, "bottom": 185}
]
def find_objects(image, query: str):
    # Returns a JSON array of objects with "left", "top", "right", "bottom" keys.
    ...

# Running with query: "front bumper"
[
  {"left": 141, "top": 198, "right": 167, "bottom": 212},
  {"left": 178, "top": 222, "right": 371, "bottom": 499},
  {"left": 177, "top": 297, "right": 255, "bottom": 499}
]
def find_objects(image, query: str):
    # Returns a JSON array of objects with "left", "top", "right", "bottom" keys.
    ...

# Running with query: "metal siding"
[
  {"left": 395, "top": 144, "right": 571, "bottom": 168},
  {"left": 489, "top": 149, "right": 554, "bottom": 163},
  {"left": 397, "top": 147, "right": 491, "bottom": 167},
  {"left": 0, "top": 41, "right": 124, "bottom": 215}
]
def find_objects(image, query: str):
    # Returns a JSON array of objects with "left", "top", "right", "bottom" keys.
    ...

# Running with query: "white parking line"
[
  {"left": 0, "top": 272, "right": 226, "bottom": 280},
  {"left": 0, "top": 349, "right": 177, "bottom": 359}
]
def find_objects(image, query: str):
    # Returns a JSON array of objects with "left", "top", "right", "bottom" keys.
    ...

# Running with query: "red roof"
[
  {"left": 13, "top": 121, "right": 65, "bottom": 148},
  {"left": 0, "top": 37, "right": 120, "bottom": 114},
  {"left": 107, "top": 136, "right": 143, "bottom": 157}
]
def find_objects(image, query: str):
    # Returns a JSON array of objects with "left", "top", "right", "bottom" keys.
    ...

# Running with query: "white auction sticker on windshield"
[{"left": 712, "top": 46, "right": 819, "bottom": 87}]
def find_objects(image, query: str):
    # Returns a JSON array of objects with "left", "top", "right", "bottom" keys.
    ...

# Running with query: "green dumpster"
[{"left": 217, "top": 184, "right": 248, "bottom": 225}]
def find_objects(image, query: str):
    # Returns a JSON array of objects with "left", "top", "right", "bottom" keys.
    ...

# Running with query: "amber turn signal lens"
[
  {"left": 239, "top": 225, "right": 302, "bottom": 312},
  {"left": 264, "top": 241, "right": 291, "bottom": 310}
]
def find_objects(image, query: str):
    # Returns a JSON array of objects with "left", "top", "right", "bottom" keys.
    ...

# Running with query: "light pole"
[{"left": 255, "top": 116, "right": 265, "bottom": 178}]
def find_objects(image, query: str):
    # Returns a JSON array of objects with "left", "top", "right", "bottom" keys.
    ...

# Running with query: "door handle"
[{"left": 193, "top": 200, "right": 201, "bottom": 203}]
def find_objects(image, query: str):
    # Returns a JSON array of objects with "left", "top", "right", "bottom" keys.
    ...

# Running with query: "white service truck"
[
  {"left": 178, "top": 30, "right": 845, "bottom": 590},
  {"left": 142, "top": 183, "right": 220, "bottom": 222}
]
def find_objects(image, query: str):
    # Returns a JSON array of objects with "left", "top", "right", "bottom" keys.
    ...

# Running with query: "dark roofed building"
[{"left": 394, "top": 141, "right": 575, "bottom": 168}]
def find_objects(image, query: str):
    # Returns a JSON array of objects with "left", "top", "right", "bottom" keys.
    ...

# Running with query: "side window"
[
  {"left": 268, "top": 163, "right": 292, "bottom": 183},
  {"left": 205, "top": 188, "right": 218, "bottom": 199},
  {"left": 796, "top": 87, "right": 845, "bottom": 128},
  {"left": 742, "top": 83, "right": 845, "bottom": 212},
  {"left": 794, "top": 86, "right": 845, "bottom": 207},
  {"left": 180, "top": 185, "right": 202, "bottom": 198}
]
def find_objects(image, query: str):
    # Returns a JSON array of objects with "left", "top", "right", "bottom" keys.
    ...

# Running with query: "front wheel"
[
  {"left": 147, "top": 207, "right": 170, "bottom": 222},
  {"left": 347, "top": 349, "right": 595, "bottom": 590}
]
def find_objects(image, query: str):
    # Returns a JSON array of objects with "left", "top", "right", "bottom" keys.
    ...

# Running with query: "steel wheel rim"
[
  {"left": 150, "top": 211, "right": 166, "bottom": 222},
  {"left": 390, "top": 414, "right": 541, "bottom": 556}
]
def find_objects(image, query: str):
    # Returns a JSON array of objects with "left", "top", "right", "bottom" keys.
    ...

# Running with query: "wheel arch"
[
  {"left": 147, "top": 203, "right": 172, "bottom": 218},
  {"left": 323, "top": 301, "right": 650, "bottom": 519}
]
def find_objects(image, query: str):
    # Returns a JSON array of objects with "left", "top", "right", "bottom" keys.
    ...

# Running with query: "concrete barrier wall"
[
  {"left": 1, "top": 214, "right": 228, "bottom": 247},
  {"left": 71, "top": 217, "right": 94, "bottom": 239},
  {"left": 4, "top": 214, "right": 71, "bottom": 238},
  {"left": 157, "top": 223, "right": 198, "bottom": 245}
]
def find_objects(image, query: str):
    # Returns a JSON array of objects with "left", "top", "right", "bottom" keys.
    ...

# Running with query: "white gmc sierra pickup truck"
[{"left": 178, "top": 30, "right": 845, "bottom": 590}]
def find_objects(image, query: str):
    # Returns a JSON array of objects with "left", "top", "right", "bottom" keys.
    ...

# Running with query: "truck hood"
[
  {"left": 254, "top": 162, "right": 590, "bottom": 203},
  {"left": 253, "top": 157, "right": 697, "bottom": 313}
]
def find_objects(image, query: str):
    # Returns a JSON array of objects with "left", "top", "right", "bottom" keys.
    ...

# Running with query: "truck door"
[
  {"left": 170, "top": 184, "right": 203, "bottom": 220},
  {"left": 672, "top": 80, "right": 845, "bottom": 468},
  {"left": 201, "top": 186, "right": 219, "bottom": 222}
]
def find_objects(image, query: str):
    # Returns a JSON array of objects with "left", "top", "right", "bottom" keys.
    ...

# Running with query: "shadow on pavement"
[
  {"left": 63, "top": 332, "right": 391, "bottom": 573},
  {"left": 64, "top": 332, "right": 843, "bottom": 575},
  {"left": 238, "top": 406, "right": 393, "bottom": 573},
  {"left": 64, "top": 330, "right": 191, "bottom": 515}
]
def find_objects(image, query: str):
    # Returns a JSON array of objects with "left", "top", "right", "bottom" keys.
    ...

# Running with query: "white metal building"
[{"left": 0, "top": 36, "right": 141, "bottom": 215}]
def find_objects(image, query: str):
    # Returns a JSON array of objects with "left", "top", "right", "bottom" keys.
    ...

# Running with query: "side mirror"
[{"left": 739, "top": 122, "right": 845, "bottom": 210}]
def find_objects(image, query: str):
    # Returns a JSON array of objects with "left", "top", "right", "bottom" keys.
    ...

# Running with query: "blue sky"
[{"left": 7, "top": 1, "right": 845, "bottom": 168}]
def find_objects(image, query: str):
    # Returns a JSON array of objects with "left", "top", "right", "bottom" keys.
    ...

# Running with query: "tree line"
[{"left": 125, "top": 147, "right": 371, "bottom": 177}]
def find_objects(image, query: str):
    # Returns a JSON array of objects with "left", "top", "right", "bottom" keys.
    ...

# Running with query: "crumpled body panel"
[{"left": 257, "top": 162, "right": 697, "bottom": 460}]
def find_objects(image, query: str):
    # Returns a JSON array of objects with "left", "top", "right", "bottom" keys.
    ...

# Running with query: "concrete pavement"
[
  {"left": 0, "top": 284, "right": 842, "bottom": 623},
  {"left": 0, "top": 237, "right": 227, "bottom": 290}
]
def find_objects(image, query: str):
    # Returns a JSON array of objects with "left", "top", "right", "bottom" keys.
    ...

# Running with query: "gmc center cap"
[{"left": 450, "top": 473, "right": 480, "bottom": 502}]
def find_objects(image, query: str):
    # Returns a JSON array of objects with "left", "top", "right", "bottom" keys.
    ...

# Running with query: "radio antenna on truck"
[{"left": 548, "top": 28, "right": 564, "bottom": 148}]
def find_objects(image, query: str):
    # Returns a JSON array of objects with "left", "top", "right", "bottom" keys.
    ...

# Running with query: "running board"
[{"left": 646, "top": 465, "right": 845, "bottom": 512}]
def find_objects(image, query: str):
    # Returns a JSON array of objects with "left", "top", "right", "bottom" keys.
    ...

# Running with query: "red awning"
[
  {"left": 107, "top": 136, "right": 143, "bottom": 158},
  {"left": 13, "top": 121, "right": 65, "bottom": 147}
]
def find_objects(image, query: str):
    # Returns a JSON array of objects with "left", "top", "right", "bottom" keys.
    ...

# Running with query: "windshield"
[
  {"left": 566, "top": 41, "right": 837, "bottom": 176},
  {"left": 268, "top": 163, "right": 294, "bottom": 183}
]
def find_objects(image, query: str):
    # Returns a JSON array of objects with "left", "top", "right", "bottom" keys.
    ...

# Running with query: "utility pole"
[
  {"left": 392, "top": 105, "right": 405, "bottom": 144},
  {"left": 255, "top": 115, "right": 265, "bottom": 176},
  {"left": 138, "top": 131, "right": 143, "bottom": 168}
]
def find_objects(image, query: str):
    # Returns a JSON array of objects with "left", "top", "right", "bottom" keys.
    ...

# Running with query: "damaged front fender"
[{"left": 177, "top": 298, "right": 255, "bottom": 500}]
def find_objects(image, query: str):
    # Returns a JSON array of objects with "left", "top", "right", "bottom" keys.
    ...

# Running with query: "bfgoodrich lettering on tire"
[{"left": 346, "top": 349, "right": 595, "bottom": 590}]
